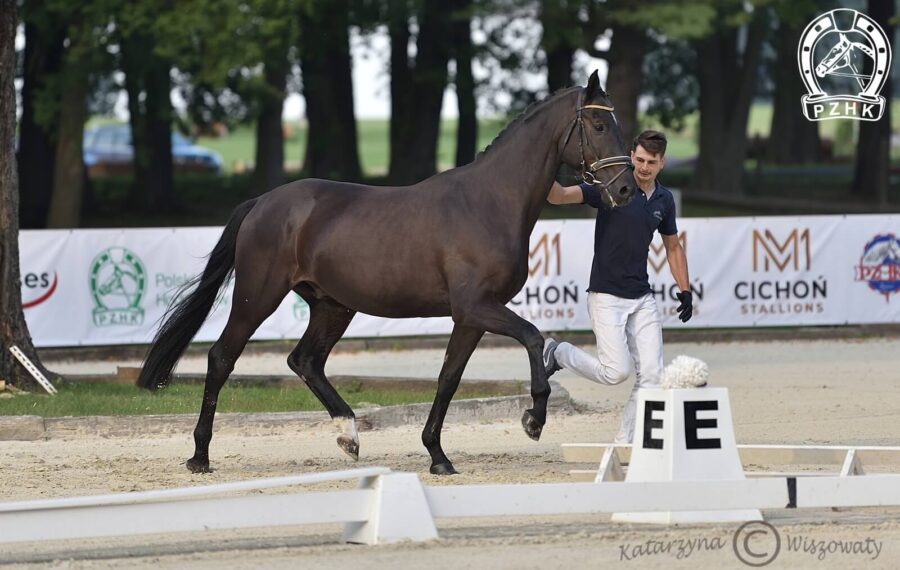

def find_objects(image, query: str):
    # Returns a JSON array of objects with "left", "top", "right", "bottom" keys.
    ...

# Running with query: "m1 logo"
[
  {"left": 642, "top": 399, "right": 722, "bottom": 450},
  {"left": 528, "top": 232, "right": 561, "bottom": 277},
  {"left": 752, "top": 228, "right": 811, "bottom": 272},
  {"left": 648, "top": 231, "right": 685, "bottom": 274}
]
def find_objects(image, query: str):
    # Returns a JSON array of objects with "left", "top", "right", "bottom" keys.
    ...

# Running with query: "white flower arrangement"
[{"left": 660, "top": 355, "right": 709, "bottom": 389}]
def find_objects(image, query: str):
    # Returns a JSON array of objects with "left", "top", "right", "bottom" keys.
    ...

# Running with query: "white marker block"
[{"left": 612, "top": 387, "right": 762, "bottom": 524}]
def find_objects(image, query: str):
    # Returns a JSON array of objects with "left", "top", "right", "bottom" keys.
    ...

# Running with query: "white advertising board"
[{"left": 19, "top": 215, "right": 899, "bottom": 347}]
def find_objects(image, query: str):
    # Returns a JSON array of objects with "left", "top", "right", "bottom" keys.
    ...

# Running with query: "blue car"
[{"left": 83, "top": 124, "right": 223, "bottom": 177}]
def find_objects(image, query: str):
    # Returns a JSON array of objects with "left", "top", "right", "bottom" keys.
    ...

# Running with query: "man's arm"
[
  {"left": 547, "top": 181, "right": 584, "bottom": 205},
  {"left": 662, "top": 233, "right": 689, "bottom": 292},
  {"left": 662, "top": 233, "right": 693, "bottom": 322}
]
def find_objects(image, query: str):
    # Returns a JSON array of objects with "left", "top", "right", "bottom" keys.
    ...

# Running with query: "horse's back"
[{"left": 236, "top": 177, "right": 465, "bottom": 317}]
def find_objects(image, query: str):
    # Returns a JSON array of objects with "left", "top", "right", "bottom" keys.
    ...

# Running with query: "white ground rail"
[
  {"left": 3, "top": 468, "right": 900, "bottom": 545},
  {"left": 4, "top": 389, "right": 900, "bottom": 545}
]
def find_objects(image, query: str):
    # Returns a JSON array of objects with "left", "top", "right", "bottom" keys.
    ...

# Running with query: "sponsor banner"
[{"left": 19, "top": 214, "right": 899, "bottom": 347}]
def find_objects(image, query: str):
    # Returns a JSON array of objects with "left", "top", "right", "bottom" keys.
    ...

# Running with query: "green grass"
[
  {"left": 197, "top": 119, "right": 508, "bottom": 176},
  {"left": 0, "top": 382, "right": 503, "bottom": 417}
]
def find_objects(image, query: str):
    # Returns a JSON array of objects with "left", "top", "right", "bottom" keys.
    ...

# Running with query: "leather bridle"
[{"left": 560, "top": 90, "right": 633, "bottom": 207}]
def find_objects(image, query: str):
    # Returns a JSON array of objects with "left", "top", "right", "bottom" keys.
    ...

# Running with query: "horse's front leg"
[
  {"left": 452, "top": 299, "right": 551, "bottom": 441},
  {"left": 422, "top": 324, "right": 484, "bottom": 475}
]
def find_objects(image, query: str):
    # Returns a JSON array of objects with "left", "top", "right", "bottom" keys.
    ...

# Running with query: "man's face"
[{"left": 630, "top": 144, "right": 665, "bottom": 187}]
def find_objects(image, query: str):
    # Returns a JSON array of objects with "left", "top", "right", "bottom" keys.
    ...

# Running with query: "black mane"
[{"left": 475, "top": 86, "right": 581, "bottom": 161}]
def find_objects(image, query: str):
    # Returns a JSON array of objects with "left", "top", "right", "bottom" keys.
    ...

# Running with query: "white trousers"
[{"left": 555, "top": 292, "right": 663, "bottom": 443}]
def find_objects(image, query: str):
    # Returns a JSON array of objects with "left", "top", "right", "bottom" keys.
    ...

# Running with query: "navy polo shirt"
[{"left": 580, "top": 181, "right": 678, "bottom": 299}]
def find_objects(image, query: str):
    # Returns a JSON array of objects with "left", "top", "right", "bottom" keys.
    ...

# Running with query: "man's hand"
[{"left": 675, "top": 291, "right": 693, "bottom": 323}]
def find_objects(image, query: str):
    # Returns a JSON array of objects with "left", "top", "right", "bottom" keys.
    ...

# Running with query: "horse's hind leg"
[
  {"left": 187, "top": 280, "right": 290, "bottom": 474},
  {"left": 423, "top": 324, "right": 484, "bottom": 475},
  {"left": 287, "top": 294, "right": 359, "bottom": 459}
]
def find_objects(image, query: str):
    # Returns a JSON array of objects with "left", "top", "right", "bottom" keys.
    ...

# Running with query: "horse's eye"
[{"left": 594, "top": 122, "right": 606, "bottom": 133}]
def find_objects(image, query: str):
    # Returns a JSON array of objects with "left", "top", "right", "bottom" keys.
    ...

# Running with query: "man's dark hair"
[{"left": 632, "top": 130, "right": 667, "bottom": 157}]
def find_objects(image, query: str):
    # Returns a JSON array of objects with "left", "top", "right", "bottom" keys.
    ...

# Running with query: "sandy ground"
[{"left": 2, "top": 337, "right": 900, "bottom": 568}]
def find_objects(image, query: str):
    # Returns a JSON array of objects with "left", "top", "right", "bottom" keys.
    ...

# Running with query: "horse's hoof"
[
  {"left": 430, "top": 463, "right": 458, "bottom": 475},
  {"left": 186, "top": 457, "right": 212, "bottom": 474},
  {"left": 521, "top": 410, "right": 543, "bottom": 441},
  {"left": 337, "top": 434, "right": 359, "bottom": 461}
]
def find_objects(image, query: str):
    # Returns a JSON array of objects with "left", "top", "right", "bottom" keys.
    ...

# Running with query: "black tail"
[{"left": 137, "top": 198, "right": 258, "bottom": 390}]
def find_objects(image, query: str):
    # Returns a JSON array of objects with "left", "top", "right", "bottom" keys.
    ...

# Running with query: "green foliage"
[{"left": 610, "top": 0, "right": 717, "bottom": 39}]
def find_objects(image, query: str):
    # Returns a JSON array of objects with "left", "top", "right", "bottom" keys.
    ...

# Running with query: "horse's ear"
[{"left": 585, "top": 70, "right": 606, "bottom": 98}]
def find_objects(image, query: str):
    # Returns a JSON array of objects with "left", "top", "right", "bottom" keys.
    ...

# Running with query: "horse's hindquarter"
[{"left": 284, "top": 181, "right": 457, "bottom": 317}]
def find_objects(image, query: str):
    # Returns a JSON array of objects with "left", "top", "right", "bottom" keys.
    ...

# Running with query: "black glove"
[{"left": 675, "top": 291, "right": 693, "bottom": 323}]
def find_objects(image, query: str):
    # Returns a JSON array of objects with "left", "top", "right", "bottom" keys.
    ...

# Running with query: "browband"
[{"left": 580, "top": 104, "right": 615, "bottom": 111}]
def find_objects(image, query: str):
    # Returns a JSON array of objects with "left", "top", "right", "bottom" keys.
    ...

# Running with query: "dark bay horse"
[{"left": 138, "top": 71, "right": 637, "bottom": 475}]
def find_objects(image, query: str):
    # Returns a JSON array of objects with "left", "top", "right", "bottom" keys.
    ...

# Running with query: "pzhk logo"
[
  {"left": 855, "top": 233, "right": 900, "bottom": 302},
  {"left": 798, "top": 8, "right": 891, "bottom": 121},
  {"left": 90, "top": 247, "right": 146, "bottom": 326}
]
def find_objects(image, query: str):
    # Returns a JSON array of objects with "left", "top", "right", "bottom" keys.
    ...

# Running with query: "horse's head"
[
  {"left": 559, "top": 70, "right": 637, "bottom": 208},
  {"left": 816, "top": 33, "right": 851, "bottom": 78}
]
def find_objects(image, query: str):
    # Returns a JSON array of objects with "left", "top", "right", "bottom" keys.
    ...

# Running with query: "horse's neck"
[{"left": 466, "top": 100, "right": 571, "bottom": 230}]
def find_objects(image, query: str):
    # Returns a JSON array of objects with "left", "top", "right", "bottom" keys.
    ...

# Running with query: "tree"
[
  {"left": 580, "top": 0, "right": 715, "bottom": 146},
  {"left": 388, "top": 0, "right": 453, "bottom": 185},
  {"left": 47, "top": 2, "right": 103, "bottom": 228},
  {"left": 16, "top": 3, "right": 64, "bottom": 229},
  {"left": 116, "top": 6, "right": 177, "bottom": 214},
  {"left": 451, "top": 0, "right": 478, "bottom": 167},
  {"left": 299, "top": 0, "right": 363, "bottom": 181},
  {"left": 765, "top": 1, "right": 820, "bottom": 165},
  {"left": 691, "top": 1, "right": 769, "bottom": 195},
  {"left": 251, "top": 1, "right": 294, "bottom": 193},
  {"left": 1, "top": 0, "right": 54, "bottom": 390},
  {"left": 540, "top": 0, "right": 581, "bottom": 93},
  {"left": 851, "top": 0, "right": 893, "bottom": 205}
]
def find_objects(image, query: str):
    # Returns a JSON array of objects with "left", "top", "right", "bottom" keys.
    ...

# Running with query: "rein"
[{"left": 561, "top": 90, "right": 633, "bottom": 208}]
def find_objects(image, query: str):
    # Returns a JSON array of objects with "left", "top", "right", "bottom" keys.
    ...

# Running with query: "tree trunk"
[
  {"left": 0, "top": 0, "right": 54, "bottom": 390},
  {"left": 388, "top": 0, "right": 413, "bottom": 180},
  {"left": 767, "top": 19, "right": 820, "bottom": 165},
  {"left": 692, "top": 7, "right": 768, "bottom": 195},
  {"left": 540, "top": 0, "right": 579, "bottom": 92},
  {"left": 851, "top": 0, "right": 893, "bottom": 205},
  {"left": 47, "top": 36, "right": 89, "bottom": 228},
  {"left": 388, "top": 0, "right": 452, "bottom": 185},
  {"left": 17, "top": 16, "right": 64, "bottom": 229},
  {"left": 299, "top": 0, "right": 362, "bottom": 182},
  {"left": 122, "top": 32, "right": 175, "bottom": 214},
  {"left": 605, "top": 24, "right": 647, "bottom": 146},
  {"left": 252, "top": 59, "right": 287, "bottom": 194},
  {"left": 452, "top": 0, "right": 477, "bottom": 167}
]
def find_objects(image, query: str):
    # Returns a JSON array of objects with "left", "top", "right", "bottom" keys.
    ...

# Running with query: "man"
[{"left": 543, "top": 130, "right": 692, "bottom": 443}]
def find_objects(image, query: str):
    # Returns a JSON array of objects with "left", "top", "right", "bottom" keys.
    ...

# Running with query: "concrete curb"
[{"left": 0, "top": 382, "right": 573, "bottom": 441}]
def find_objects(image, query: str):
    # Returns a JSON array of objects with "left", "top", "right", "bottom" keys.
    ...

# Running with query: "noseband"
[{"left": 560, "top": 90, "right": 633, "bottom": 207}]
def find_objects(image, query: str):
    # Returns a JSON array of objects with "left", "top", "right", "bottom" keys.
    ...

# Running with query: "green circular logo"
[{"left": 89, "top": 247, "right": 146, "bottom": 326}]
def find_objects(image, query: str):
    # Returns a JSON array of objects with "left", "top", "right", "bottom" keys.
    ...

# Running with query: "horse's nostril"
[{"left": 619, "top": 186, "right": 630, "bottom": 196}]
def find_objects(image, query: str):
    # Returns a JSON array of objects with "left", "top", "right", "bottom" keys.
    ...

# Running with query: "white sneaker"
[{"left": 542, "top": 337, "right": 562, "bottom": 377}]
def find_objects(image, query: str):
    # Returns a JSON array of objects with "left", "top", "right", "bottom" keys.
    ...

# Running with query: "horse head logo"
[{"left": 798, "top": 9, "right": 891, "bottom": 121}]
